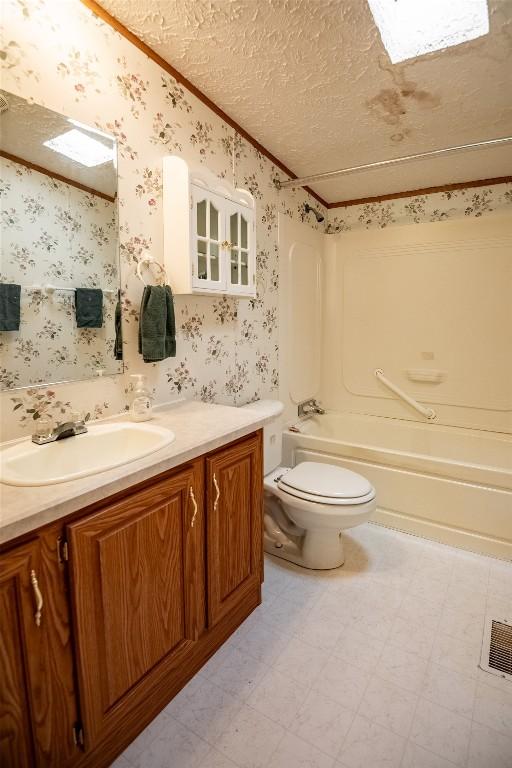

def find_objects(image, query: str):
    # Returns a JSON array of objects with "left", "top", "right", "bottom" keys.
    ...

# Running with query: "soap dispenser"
[{"left": 130, "top": 374, "right": 153, "bottom": 422}]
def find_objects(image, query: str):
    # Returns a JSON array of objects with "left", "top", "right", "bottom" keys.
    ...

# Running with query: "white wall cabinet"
[{"left": 164, "top": 156, "right": 256, "bottom": 297}]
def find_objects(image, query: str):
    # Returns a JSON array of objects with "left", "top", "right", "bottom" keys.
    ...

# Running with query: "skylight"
[
  {"left": 367, "top": 0, "right": 489, "bottom": 64},
  {"left": 43, "top": 129, "right": 113, "bottom": 167}
]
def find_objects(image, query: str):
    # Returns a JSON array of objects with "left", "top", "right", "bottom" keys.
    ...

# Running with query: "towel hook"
[{"left": 136, "top": 253, "right": 167, "bottom": 286}]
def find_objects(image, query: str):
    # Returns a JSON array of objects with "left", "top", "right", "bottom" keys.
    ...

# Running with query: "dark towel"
[
  {"left": 138, "top": 284, "right": 176, "bottom": 363},
  {"left": 75, "top": 288, "right": 103, "bottom": 328},
  {"left": 0, "top": 283, "right": 21, "bottom": 331},
  {"left": 114, "top": 293, "right": 123, "bottom": 360}
]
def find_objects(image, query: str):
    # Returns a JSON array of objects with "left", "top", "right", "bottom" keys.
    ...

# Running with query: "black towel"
[
  {"left": 138, "top": 284, "right": 176, "bottom": 363},
  {"left": 0, "top": 283, "right": 21, "bottom": 331},
  {"left": 114, "top": 293, "right": 123, "bottom": 360},
  {"left": 76, "top": 288, "right": 103, "bottom": 328}
]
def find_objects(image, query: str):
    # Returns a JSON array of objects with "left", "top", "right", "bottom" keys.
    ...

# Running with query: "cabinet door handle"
[
  {"left": 189, "top": 486, "right": 198, "bottom": 528},
  {"left": 30, "top": 569, "right": 43, "bottom": 627},
  {"left": 213, "top": 473, "right": 220, "bottom": 511}
]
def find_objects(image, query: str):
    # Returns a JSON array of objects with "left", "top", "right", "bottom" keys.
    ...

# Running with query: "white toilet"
[{"left": 244, "top": 400, "right": 376, "bottom": 570}]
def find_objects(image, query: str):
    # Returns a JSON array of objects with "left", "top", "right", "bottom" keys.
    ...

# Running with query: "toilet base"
[{"left": 264, "top": 527, "right": 345, "bottom": 570}]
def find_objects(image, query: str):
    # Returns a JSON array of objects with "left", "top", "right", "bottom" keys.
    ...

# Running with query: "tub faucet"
[{"left": 298, "top": 399, "right": 325, "bottom": 417}]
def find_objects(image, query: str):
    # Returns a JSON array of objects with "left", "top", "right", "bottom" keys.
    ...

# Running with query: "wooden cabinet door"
[
  {"left": 67, "top": 461, "right": 204, "bottom": 744},
  {"left": 0, "top": 536, "right": 78, "bottom": 768},
  {"left": 206, "top": 432, "right": 263, "bottom": 626}
]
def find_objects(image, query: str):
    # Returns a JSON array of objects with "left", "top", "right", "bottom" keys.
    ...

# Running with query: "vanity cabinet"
[
  {"left": 0, "top": 532, "right": 79, "bottom": 768},
  {"left": 163, "top": 155, "right": 256, "bottom": 297},
  {"left": 0, "top": 430, "right": 263, "bottom": 768}
]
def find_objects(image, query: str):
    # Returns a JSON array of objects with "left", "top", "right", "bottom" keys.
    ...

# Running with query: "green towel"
[
  {"left": 76, "top": 288, "right": 103, "bottom": 328},
  {"left": 138, "top": 284, "right": 176, "bottom": 363},
  {"left": 0, "top": 283, "right": 21, "bottom": 331},
  {"left": 114, "top": 293, "right": 123, "bottom": 360}
]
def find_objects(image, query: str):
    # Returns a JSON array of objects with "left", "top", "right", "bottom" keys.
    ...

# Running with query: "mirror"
[{"left": 0, "top": 90, "right": 122, "bottom": 391}]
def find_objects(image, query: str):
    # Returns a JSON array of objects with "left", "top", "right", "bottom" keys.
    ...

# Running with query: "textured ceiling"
[
  {"left": 0, "top": 91, "right": 116, "bottom": 196},
  {"left": 97, "top": 0, "right": 512, "bottom": 203}
]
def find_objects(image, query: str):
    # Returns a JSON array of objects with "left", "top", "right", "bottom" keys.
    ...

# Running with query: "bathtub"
[{"left": 282, "top": 412, "right": 512, "bottom": 560}]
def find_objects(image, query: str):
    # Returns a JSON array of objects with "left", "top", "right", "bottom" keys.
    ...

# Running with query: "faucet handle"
[
  {"left": 33, "top": 415, "right": 53, "bottom": 441},
  {"left": 70, "top": 409, "right": 85, "bottom": 424}
]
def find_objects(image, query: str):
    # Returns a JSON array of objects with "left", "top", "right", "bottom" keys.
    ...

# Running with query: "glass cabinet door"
[
  {"left": 191, "top": 185, "right": 225, "bottom": 290},
  {"left": 226, "top": 202, "right": 254, "bottom": 295}
]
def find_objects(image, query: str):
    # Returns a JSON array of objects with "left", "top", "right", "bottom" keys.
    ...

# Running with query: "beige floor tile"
[
  {"left": 410, "top": 698, "right": 471, "bottom": 766},
  {"left": 337, "top": 714, "right": 405, "bottom": 768},
  {"left": 359, "top": 675, "right": 418, "bottom": 737},
  {"left": 247, "top": 667, "right": 309, "bottom": 728},
  {"left": 291, "top": 689, "right": 355, "bottom": 758},
  {"left": 216, "top": 705, "right": 285, "bottom": 768},
  {"left": 422, "top": 662, "right": 477, "bottom": 719},
  {"left": 268, "top": 732, "right": 335, "bottom": 768}
]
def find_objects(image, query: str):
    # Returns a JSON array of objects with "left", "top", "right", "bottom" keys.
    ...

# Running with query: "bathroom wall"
[
  {"left": 1, "top": 157, "right": 119, "bottom": 389},
  {"left": 0, "top": 0, "right": 326, "bottom": 442},
  {"left": 2, "top": 1, "right": 511, "bottom": 443},
  {"left": 326, "top": 184, "right": 512, "bottom": 234},
  {"left": 278, "top": 215, "right": 324, "bottom": 426}
]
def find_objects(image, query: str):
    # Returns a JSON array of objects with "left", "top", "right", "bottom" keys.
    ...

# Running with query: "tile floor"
[{"left": 111, "top": 523, "right": 512, "bottom": 768}]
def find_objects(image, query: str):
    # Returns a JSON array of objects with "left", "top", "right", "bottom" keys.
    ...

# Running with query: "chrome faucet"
[
  {"left": 298, "top": 399, "right": 325, "bottom": 417},
  {"left": 32, "top": 418, "right": 88, "bottom": 445}
]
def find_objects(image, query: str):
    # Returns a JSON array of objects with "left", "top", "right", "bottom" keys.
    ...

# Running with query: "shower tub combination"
[{"left": 282, "top": 412, "right": 512, "bottom": 560}]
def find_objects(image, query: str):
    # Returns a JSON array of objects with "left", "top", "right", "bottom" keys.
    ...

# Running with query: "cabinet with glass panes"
[{"left": 163, "top": 156, "right": 256, "bottom": 297}]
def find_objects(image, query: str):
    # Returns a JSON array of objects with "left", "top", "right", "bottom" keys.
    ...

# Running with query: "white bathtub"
[{"left": 282, "top": 412, "right": 512, "bottom": 560}]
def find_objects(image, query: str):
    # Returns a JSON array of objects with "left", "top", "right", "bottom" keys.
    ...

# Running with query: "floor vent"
[{"left": 480, "top": 616, "right": 512, "bottom": 681}]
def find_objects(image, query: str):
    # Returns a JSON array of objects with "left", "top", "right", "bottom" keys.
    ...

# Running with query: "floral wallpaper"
[
  {"left": 326, "top": 183, "right": 512, "bottom": 234},
  {"left": 0, "top": 157, "right": 120, "bottom": 390},
  {"left": 0, "top": 0, "right": 326, "bottom": 441},
  {"left": 0, "top": 0, "right": 510, "bottom": 442}
]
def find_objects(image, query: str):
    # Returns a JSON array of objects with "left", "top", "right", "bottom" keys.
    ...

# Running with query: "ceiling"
[
  {"left": 96, "top": 0, "right": 512, "bottom": 204},
  {"left": 0, "top": 91, "right": 117, "bottom": 197}
]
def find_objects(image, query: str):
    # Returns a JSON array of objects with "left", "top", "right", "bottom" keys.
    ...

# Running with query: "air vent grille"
[{"left": 480, "top": 616, "right": 512, "bottom": 681}]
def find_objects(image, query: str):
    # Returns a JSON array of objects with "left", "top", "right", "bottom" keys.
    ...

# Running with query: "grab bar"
[{"left": 375, "top": 369, "right": 436, "bottom": 420}]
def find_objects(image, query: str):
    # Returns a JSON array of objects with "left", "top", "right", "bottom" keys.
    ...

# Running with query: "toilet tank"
[{"left": 241, "top": 400, "right": 284, "bottom": 475}]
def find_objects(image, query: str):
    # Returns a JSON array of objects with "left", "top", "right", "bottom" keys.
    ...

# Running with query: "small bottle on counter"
[{"left": 130, "top": 374, "right": 153, "bottom": 422}]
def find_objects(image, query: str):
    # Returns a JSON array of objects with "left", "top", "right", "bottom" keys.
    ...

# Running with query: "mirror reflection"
[{"left": 0, "top": 90, "right": 122, "bottom": 391}]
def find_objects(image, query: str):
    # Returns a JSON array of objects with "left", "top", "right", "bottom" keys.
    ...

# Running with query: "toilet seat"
[{"left": 277, "top": 461, "right": 376, "bottom": 506}]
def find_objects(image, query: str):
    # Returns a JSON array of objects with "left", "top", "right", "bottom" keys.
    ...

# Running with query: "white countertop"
[{"left": 0, "top": 400, "right": 276, "bottom": 546}]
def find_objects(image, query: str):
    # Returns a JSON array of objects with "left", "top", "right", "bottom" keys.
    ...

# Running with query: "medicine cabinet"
[{"left": 163, "top": 156, "right": 256, "bottom": 297}]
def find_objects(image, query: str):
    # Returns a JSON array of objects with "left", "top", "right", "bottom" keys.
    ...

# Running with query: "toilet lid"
[{"left": 279, "top": 462, "right": 373, "bottom": 500}]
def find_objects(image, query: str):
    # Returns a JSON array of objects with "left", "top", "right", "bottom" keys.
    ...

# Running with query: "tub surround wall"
[
  {"left": 322, "top": 214, "right": 512, "bottom": 434},
  {"left": 0, "top": 0, "right": 326, "bottom": 443}
]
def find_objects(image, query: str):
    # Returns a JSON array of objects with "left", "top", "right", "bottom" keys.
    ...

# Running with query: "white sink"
[{"left": 0, "top": 422, "right": 175, "bottom": 486}]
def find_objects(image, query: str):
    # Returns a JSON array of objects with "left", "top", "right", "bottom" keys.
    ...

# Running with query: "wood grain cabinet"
[
  {"left": 207, "top": 433, "right": 263, "bottom": 626},
  {"left": 0, "top": 431, "right": 263, "bottom": 768},
  {"left": 0, "top": 533, "right": 79, "bottom": 768},
  {"left": 66, "top": 460, "right": 205, "bottom": 747}
]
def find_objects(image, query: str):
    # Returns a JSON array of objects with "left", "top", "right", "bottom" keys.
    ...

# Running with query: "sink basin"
[{"left": 0, "top": 422, "right": 175, "bottom": 486}]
